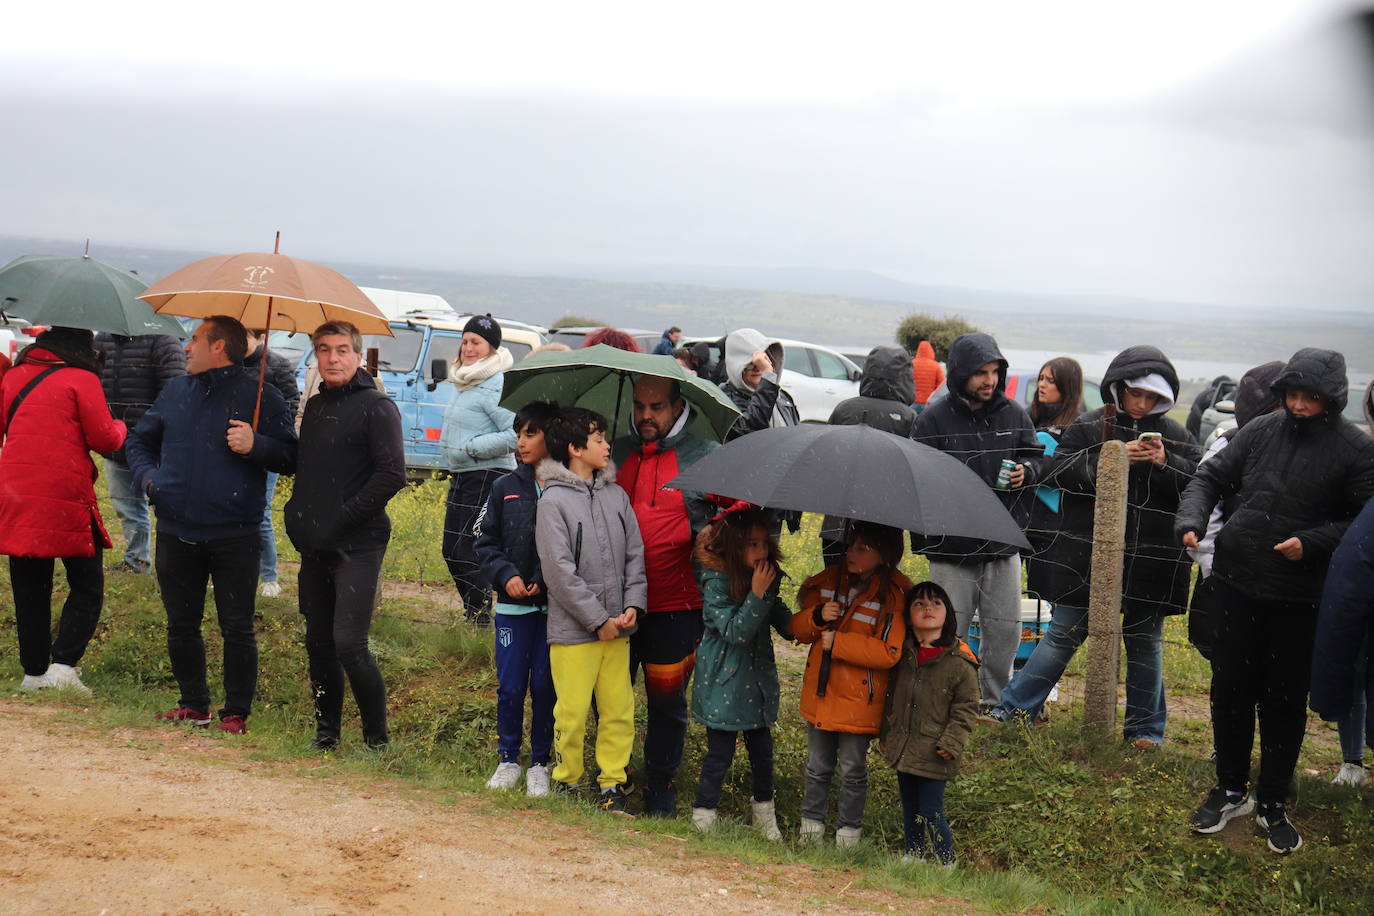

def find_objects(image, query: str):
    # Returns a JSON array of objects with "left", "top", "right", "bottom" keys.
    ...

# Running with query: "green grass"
[{"left": 1, "top": 483, "right": 1370, "bottom": 915}]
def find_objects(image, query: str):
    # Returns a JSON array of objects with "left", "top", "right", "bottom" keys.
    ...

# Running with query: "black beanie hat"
[{"left": 463, "top": 313, "right": 501, "bottom": 351}]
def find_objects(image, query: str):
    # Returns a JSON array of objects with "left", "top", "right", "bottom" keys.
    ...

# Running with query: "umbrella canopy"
[
  {"left": 500, "top": 345, "right": 741, "bottom": 443},
  {"left": 666, "top": 423, "right": 1031, "bottom": 551},
  {"left": 137, "top": 248, "right": 391, "bottom": 337},
  {"left": 0, "top": 254, "right": 186, "bottom": 337}
]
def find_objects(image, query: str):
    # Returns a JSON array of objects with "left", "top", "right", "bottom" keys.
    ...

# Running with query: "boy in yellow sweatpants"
[{"left": 533, "top": 407, "right": 647, "bottom": 815}]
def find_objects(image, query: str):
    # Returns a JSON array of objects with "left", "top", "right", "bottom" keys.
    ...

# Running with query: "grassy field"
[{"left": 2, "top": 478, "right": 1371, "bottom": 915}]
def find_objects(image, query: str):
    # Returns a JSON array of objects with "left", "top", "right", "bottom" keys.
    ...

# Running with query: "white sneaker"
[
  {"left": 526, "top": 764, "right": 551, "bottom": 797},
  {"left": 1333, "top": 762, "right": 1368, "bottom": 787},
  {"left": 260, "top": 581, "right": 282, "bottom": 598},
  {"left": 798, "top": 817, "right": 824, "bottom": 844},
  {"left": 691, "top": 807, "right": 718, "bottom": 833},
  {"left": 835, "top": 825, "right": 862, "bottom": 848},
  {"left": 45, "top": 664, "right": 91, "bottom": 695},
  {"left": 486, "top": 761, "right": 522, "bottom": 790},
  {"left": 751, "top": 799, "right": 782, "bottom": 841},
  {"left": 19, "top": 673, "right": 51, "bottom": 691}
]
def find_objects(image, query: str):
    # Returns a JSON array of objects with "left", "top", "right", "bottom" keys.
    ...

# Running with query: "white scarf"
[{"left": 449, "top": 347, "right": 514, "bottom": 391}]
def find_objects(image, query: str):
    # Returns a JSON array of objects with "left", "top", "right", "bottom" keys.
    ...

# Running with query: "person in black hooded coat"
[
  {"left": 994, "top": 345, "right": 1199, "bottom": 747},
  {"left": 1175, "top": 348, "right": 1374, "bottom": 852}
]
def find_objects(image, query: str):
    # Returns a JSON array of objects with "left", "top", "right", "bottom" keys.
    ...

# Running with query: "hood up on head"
[
  {"left": 1101, "top": 345, "right": 1180, "bottom": 416},
  {"left": 859, "top": 346, "right": 914, "bottom": 403},
  {"left": 1271, "top": 348, "right": 1349, "bottom": 414},
  {"left": 943, "top": 333, "right": 1007, "bottom": 400},
  {"left": 723, "top": 328, "right": 784, "bottom": 390},
  {"left": 1232, "top": 361, "right": 1285, "bottom": 429},
  {"left": 914, "top": 340, "right": 937, "bottom": 362}
]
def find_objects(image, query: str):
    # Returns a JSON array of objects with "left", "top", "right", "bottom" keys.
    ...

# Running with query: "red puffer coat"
[{"left": 0, "top": 349, "right": 126, "bottom": 558}]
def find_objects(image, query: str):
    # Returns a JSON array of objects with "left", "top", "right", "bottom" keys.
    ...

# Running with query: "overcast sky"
[{"left": 3, "top": 0, "right": 1371, "bottom": 312}]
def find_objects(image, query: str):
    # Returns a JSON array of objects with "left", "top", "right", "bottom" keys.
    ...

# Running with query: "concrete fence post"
[{"left": 1083, "top": 438, "right": 1128, "bottom": 733}]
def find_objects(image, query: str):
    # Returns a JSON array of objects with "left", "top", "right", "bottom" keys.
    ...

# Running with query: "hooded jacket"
[
  {"left": 792, "top": 565, "right": 912, "bottom": 735},
  {"left": 1310, "top": 497, "right": 1374, "bottom": 745},
  {"left": 1045, "top": 346, "right": 1199, "bottom": 613},
  {"left": 284, "top": 369, "right": 405, "bottom": 554},
  {"left": 821, "top": 347, "right": 919, "bottom": 541},
  {"left": 535, "top": 458, "right": 648, "bottom": 645},
  {"left": 474, "top": 461, "right": 546, "bottom": 609},
  {"left": 612, "top": 410, "right": 719, "bottom": 614},
  {"left": 439, "top": 371, "right": 517, "bottom": 474},
  {"left": 125, "top": 365, "right": 296, "bottom": 542},
  {"left": 1175, "top": 348, "right": 1374, "bottom": 604},
  {"left": 911, "top": 333, "right": 1042, "bottom": 561},
  {"left": 652, "top": 330, "right": 677, "bottom": 356},
  {"left": 910, "top": 340, "right": 945, "bottom": 405},
  {"left": 719, "top": 328, "right": 799, "bottom": 439},
  {"left": 690, "top": 561, "right": 794, "bottom": 732},
  {"left": 879, "top": 637, "right": 980, "bottom": 780},
  {"left": 94, "top": 332, "right": 186, "bottom": 465},
  {"left": 0, "top": 348, "right": 127, "bottom": 558}
]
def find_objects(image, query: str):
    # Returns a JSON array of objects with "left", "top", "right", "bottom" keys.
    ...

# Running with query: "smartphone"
[{"left": 1137, "top": 431, "right": 1163, "bottom": 444}]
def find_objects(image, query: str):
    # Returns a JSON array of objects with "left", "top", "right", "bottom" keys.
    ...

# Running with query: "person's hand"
[
  {"left": 750, "top": 350, "right": 773, "bottom": 374},
  {"left": 1181, "top": 531, "right": 1199, "bottom": 550},
  {"left": 226, "top": 420, "right": 254, "bottom": 455},
  {"left": 1125, "top": 440, "right": 1154, "bottom": 464},
  {"left": 615, "top": 607, "right": 638, "bottom": 630},
  {"left": 751, "top": 560, "right": 777, "bottom": 598},
  {"left": 936, "top": 748, "right": 953, "bottom": 760},
  {"left": 820, "top": 600, "right": 842, "bottom": 623},
  {"left": 505, "top": 576, "right": 530, "bottom": 599},
  {"left": 820, "top": 630, "right": 835, "bottom": 650},
  {"left": 1148, "top": 440, "right": 1166, "bottom": 467},
  {"left": 1009, "top": 464, "right": 1026, "bottom": 489},
  {"left": 1274, "top": 537, "right": 1304, "bottom": 561},
  {"left": 597, "top": 619, "right": 621, "bottom": 641}
]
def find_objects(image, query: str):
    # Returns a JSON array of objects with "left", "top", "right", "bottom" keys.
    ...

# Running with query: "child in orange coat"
[{"left": 792, "top": 522, "right": 910, "bottom": 846}]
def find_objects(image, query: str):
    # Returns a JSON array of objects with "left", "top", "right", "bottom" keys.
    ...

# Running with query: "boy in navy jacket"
[{"left": 475, "top": 401, "right": 559, "bottom": 797}]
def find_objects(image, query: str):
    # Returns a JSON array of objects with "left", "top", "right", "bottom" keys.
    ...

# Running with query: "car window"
[
  {"left": 427, "top": 332, "right": 463, "bottom": 371},
  {"left": 507, "top": 340, "right": 532, "bottom": 362},
  {"left": 812, "top": 348, "right": 852, "bottom": 381},
  {"left": 783, "top": 345, "right": 816, "bottom": 377}
]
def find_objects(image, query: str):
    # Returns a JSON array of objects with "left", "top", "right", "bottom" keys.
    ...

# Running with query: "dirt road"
[{"left": 0, "top": 701, "right": 964, "bottom": 915}]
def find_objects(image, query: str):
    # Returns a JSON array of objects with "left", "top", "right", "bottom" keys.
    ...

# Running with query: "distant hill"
[{"left": 3, "top": 234, "right": 1368, "bottom": 374}]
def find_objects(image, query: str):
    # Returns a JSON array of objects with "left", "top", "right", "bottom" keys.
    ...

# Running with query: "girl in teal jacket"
[{"left": 689, "top": 509, "right": 793, "bottom": 840}]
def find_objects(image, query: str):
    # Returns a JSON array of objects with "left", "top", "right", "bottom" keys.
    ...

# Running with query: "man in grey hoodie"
[{"left": 719, "top": 328, "right": 800, "bottom": 440}]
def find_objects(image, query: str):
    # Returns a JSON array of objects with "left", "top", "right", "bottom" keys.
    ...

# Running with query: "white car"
[{"left": 688, "top": 334, "right": 865, "bottom": 423}]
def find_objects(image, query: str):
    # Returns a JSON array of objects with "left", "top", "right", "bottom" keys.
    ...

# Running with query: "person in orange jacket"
[
  {"left": 911, "top": 340, "right": 945, "bottom": 413},
  {"left": 792, "top": 522, "right": 910, "bottom": 846}
]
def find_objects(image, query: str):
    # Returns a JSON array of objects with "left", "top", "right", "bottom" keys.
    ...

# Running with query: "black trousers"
[
  {"left": 299, "top": 546, "right": 389, "bottom": 745},
  {"left": 442, "top": 470, "right": 503, "bottom": 620},
  {"left": 630, "top": 609, "right": 704, "bottom": 787},
  {"left": 1209, "top": 578, "right": 1317, "bottom": 804},
  {"left": 10, "top": 553, "right": 103, "bottom": 676},
  {"left": 156, "top": 532, "right": 260, "bottom": 718},
  {"left": 693, "top": 726, "right": 775, "bottom": 809}
]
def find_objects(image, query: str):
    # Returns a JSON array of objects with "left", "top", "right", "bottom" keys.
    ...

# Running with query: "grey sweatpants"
[{"left": 929, "top": 554, "right": 1021, "bottom": 706}]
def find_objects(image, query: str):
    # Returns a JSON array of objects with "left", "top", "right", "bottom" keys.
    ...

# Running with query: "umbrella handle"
[{"left": 251, "top": 297, "right": 273, "bottom": 432}]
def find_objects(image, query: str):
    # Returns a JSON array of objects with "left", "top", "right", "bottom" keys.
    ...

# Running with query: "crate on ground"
[{"left": 965, "top": 597, "right": 1050, "bottom": 669}]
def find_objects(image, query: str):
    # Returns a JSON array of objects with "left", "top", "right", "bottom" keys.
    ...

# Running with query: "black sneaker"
[
  {"left": 642, "top": 783, "right": 676, "bottom": 818},
  {"left": 553, "top": 780, "right": 583, "bottom": 798},
  {"left": 1256, "top": 802, "right": 1303, "bottom": 854},
  {"left": 598, "top": 785, "right": 635, "bottom": 818},
  {"left": 1190, "top": 787, "right": 1254, "bottom": 834}
]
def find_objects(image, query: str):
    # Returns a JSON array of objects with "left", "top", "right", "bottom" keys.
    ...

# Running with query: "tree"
[
  {"left": 895, "top": 313, "right": 982, "bottom": 361},
  {"left": 549, "top": 315, "right": 606, "bottom": 330}
]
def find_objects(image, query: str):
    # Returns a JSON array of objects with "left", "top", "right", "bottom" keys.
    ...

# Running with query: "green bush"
[{"left": 895, "top": 313, "right": 982, "bottom": 361}]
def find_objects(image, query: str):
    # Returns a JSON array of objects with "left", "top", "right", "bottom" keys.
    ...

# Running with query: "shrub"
[{"left": 895, "top": 313, "right": 982, "bottom": 360}]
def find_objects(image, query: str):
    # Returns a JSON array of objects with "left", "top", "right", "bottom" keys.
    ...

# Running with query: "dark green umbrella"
[
  {"left": 500, "top": 344, "right": 741, "bottom": 442},
  {"left": 0, "top": 253, "right": 187, "bottom": 337}
]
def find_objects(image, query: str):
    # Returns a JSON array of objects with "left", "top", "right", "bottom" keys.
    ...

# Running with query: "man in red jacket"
[{"left": 612, "top": 375, "right": 718, "bottom": 816}]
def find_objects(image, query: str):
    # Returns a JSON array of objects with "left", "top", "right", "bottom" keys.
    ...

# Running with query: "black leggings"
[
  {"left": 693, "top": 726, "right": 774, "bottom": 809},
  {"left": 442, "top": 470, "right": 503, "bottom": 620},
  {"left": 10, "top": 553, "right": 103, "bottom": 676}
]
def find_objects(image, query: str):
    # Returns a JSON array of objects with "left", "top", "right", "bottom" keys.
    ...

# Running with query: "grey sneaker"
[
  {"left": 1190, "top": 787, "right": 1254, "bottom": 834},
  {"left": 1332, "top": 762, "right": 1368, "bottom": 787},
  {"left": 486, "top": 761, "right": 522, "bottom": 790},
  {"left": 1256, "top": 802, "right": 1303, "bottom": 854},
  {"left": 45, "top": 663, "right": 92, "bottom": 695},
  {"left": 19, "top": 673, "right": 51, "bottom": 691},
  {"left": 526, "top": 764, "right": 551, "bottom": 798}
]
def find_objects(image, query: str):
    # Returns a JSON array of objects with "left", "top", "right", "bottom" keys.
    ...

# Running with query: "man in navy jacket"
[{"left": 126, "top": 315, "right": 296, "bottom": 734}]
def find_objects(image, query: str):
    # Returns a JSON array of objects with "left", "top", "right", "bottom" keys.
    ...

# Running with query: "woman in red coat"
[{"left": 0, "top": 327, "right": 126, "bottom": 693}]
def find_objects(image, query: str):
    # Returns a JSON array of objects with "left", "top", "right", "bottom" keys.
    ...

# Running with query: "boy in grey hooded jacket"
[{"left": 535, "top": 407, "right": 648, "bottom": 809}]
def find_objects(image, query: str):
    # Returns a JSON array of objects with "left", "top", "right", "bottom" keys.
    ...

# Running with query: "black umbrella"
[{"left": 666, "top": 423, "right": 1031, "bottom": 552}]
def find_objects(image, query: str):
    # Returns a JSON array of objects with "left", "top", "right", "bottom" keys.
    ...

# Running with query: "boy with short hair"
[
  {"left": 476, "top": 400, "right": 560, "bottom": 797},
  {"left": 534, "top": 407, "right": 647, "bottom": 815}
]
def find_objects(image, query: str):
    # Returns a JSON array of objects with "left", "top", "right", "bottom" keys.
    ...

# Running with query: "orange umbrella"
[{"left": 137, "top": 234, "right": 391, "bottom": 428}]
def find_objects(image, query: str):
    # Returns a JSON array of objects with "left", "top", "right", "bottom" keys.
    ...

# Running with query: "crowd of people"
[{"left": 2, "top": 315, "right": 1373, "bottom": 865}]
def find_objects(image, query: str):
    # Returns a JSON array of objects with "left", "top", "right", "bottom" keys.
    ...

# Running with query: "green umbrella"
[
  {"left": 500, "top": 344, "right": 741, "bottom": 442},
  {"left": 0, "top": 253, "right": 187, "bottom": 337}
]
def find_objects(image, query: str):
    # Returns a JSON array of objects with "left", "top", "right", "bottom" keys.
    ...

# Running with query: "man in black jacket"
[
  {"left": 95, "top": 332, "right": 186, "bottom": 573},
  {"left": 243, "top": 329, "right": 302, "bottom": 598},
  {"left": 912, "top": 333, "right": 1041, "bottom": 710},
  {"left": 1177, "top": 348, "right": 1374, "bottom": 854},
  {"left": 283, "top": 321, "right": 406, "bottom": 750},
  {"left": 820, "top": 345, "right": 918, "bottom": 566}
]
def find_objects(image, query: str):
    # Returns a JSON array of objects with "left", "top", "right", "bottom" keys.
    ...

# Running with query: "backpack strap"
[{"left": 5, "top": 366, "right": 62, "bottom": 431}]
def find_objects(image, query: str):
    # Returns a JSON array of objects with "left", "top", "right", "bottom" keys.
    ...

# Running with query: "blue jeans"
[
  {"left": 897, "top": 771, "right": 953, "bottom": 864},
  {"left": 258, "top": 472, "right": 279, "bottom": 583},
  {"left": 1338, "top": 645, "right": 1368, "bottom": 762},
  {"left": 994, "top": 603, "right": 1168, "bottom": 744},
  {"left": 494, "top": 611, "right": 556, "bottom": 765},
  {"left": 105, "top": 459, "right": 151, "bottom": 569}
]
